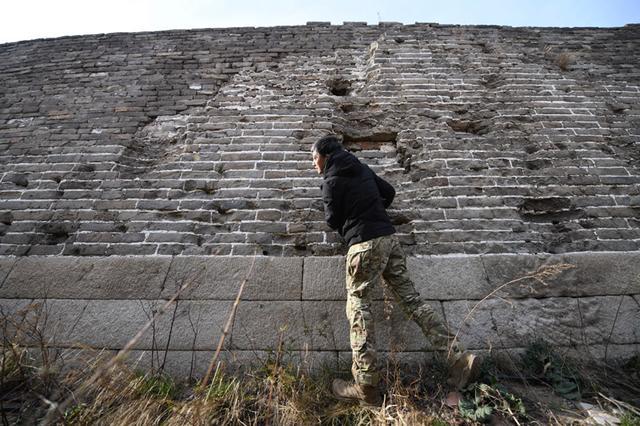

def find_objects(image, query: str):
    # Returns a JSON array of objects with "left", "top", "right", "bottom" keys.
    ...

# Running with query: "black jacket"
[{"left": 321, "top": 149, "right": 396, "bottom": 247}]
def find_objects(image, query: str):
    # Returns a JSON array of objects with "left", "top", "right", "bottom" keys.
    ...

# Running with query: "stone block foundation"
[{"left": 0, "top": 252, "right": 637, "bottom": 378}]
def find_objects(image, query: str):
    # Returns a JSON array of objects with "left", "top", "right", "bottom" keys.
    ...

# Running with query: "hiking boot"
[
  {"left": 447, "top": 352, "right": 481, "bottom": 390},
  {"left": 331, "top": 378, "right": 382, "bottom": 407}
]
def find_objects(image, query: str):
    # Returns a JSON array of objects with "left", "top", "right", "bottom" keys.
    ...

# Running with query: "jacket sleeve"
[
  {"left": 374, "top": 173, "right": 395, "bottom": 208},
  {"left": 322, "top": 180, "right": 345, "bottom": 230}
]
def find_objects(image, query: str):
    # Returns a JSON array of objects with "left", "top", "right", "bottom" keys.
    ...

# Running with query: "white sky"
[{"left": 2, "top": 0, "right": 640, "bottom": 44}]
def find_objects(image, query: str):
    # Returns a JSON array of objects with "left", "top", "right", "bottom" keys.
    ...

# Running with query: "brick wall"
[
  {"left": 0, "top": 24, "right": 639, "bottom": 373},
  {"left": 1, "top": 23, "right": 639, "bottom": 257}
]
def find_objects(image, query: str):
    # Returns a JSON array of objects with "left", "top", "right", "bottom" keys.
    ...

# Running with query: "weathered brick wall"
[
  {"left": 0, "top": 24, "right": 639, "bottom": 374},
  {"left": 1, "top": 23, "right": 639, "bottom": 256}
]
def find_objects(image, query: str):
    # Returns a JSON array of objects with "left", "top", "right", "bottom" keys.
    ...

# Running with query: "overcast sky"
[{"left": 2, "top": 0, "right": 640, "bottom": 44}]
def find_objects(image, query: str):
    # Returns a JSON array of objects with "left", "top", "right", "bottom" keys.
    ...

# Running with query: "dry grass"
[
  {"left": 555, "top": 52, "right": 574, "bottom": 71},
  {"left": 543, "top": 45, "right": 575, "bottom": 71},
  {"left": 1, "top": 262, "right": 639, "bottom": 425},
  {"left": 1, "top": 332, "right": 639, "bottom": 425}
]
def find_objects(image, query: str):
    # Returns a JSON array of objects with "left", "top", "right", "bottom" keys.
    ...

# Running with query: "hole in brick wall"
[
  {"left": 0, "top": 211, "right": 12, "bottom": 226},
  {"left": 4, "top": 173, "right": 29, "bottom": 187},
  {"left": 446, "top": 119, "right": 490, "bottom": 135},
  {"left": 75, "top": 163, "right": 96, "bottom": 172},
  {"left": 525, "top": 159, "right": 552, "bottom": 170},
  {"left": 520, "top": 197, "right": 571, "bottom": 213},
  {"left": 607, "top": 101, "right": 629, "bottom": 114},
  {"left": 518, "top": 197, "right": 583, "bottom": 222},
  {"left": 481, "top": 73, "right": 505, "bottom": 89},
  {"left": 117, "top": 116, "right": 187, "bottom": 178},
  {"left": 341, "top": 131, "right": 399, "bottom": 167},
  {"left": 342, "top": 131, "right": 398, "bottom": 149},
  {"left": 339, "top": 103, "right": 356, "bottom": 113},
  {"left": 37, "top": 222, "right": 78, "bottom": 245},
  {"left": 524, "top": 144, "right": 540, "bottom": 154},
  {"left": 327, "top": 78, "right": 352, "bottom": 96}
]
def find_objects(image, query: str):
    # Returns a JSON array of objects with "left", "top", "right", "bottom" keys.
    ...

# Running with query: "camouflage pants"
[{"left": 345, "top": 234, "right": 462, "bottom": 386}]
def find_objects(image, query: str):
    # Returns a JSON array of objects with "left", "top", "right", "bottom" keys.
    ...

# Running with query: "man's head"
[{"left": 312, "top": 134, "right": 343, "bottom": 174}]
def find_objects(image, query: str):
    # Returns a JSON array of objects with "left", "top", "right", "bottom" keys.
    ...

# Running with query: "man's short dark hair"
[{"left": 313, "top": 135, "right": 343, "bottom": 156}]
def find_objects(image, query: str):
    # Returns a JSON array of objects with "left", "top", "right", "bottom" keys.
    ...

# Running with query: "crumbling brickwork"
[
  {"left": 0, "top": 24, "right": 639, "bottom": 373},
  {"left": 1, "top": 23, "right": 639, "bottom": 257}
]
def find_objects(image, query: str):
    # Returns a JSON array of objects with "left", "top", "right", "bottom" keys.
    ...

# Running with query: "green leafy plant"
[
  {"left": 522, "top": 340, "right": 582, "bottom": 400},
  {"left": 459, "top": 383, "right": 526, "bottom": 423}
]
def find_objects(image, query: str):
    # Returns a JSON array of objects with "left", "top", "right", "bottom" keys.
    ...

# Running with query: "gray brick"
[
  {"left": 136, "top": 200, "right": 180, "bottom": 210},
  {"left": 481, "top": 252, "right": 640, "bottom": 298},
  {"left": 0, "top": 258, "right": 17, "bottom": 287},
  {"left": 239, "top": 222, "right": 287, "bottom": 233},
  {"left": 0, "top": 256, "right": 171, "bottom": 299},
  {"left": 444, "top": 296, "right": 640, "bottom": 350},
  {"left": 302, "top": 257, "right": 346, "bottom": 300},
  {"left": 9, "top": 299, "right": 178, "bottom": 349},
  {"left": 145, "top": 232, "right": 200, "bottom": 244},
  {"left": 161, "top": 256, "right": 302, "bottom": 300}
]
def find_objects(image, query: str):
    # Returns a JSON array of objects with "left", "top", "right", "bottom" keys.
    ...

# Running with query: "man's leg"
[
  {"left": 381, "top": 236, "right": 458, "bottom": 353},
  {"left": 382, "top": 236, "right": 479, "bottom": 388},
  {"left": 345, "top": 238, "right": 386, "bottom": 386},
  {"left": 332, "top": 237, "right": 388, "bottom": 405}
]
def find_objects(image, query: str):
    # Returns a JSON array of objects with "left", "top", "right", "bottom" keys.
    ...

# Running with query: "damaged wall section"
[{"left": 0, "top": 23, "right": 639, "bottom": 256}]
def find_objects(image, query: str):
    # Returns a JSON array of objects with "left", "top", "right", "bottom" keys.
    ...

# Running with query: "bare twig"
[
  {"left": 186, "top": 307, "right": 202, "bottom": 380},
  {"left": 202, "top": 254, "right": 258, "bottom": 386},
  {"left": 160, "top": 301, "right": 180, "bottom": 372},
  {"left": 448, "top": 263, "right": 575, "bottom": 358},
  {"left": 39, "top": 267, "right": 204, "bottom": 426},
  {"left": 604, "top": 295, "right": 626, "bottom": 362},
  {"left": 597, "top": 392, "right": 640, "bottom": 416}
]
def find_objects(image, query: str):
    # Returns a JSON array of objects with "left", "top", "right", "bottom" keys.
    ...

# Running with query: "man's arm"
[
  {"left": 374, "top": 173, "right": 395, "bottom": 208},
  {"left": 322, "top": 180, "right": 345, "bottom": 230}
]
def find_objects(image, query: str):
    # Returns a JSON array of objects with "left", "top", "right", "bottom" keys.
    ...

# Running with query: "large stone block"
[
  {"left": 407, "top": 256, "right": 490, "bottom": 300},
  {"left": 154, "top": 300, "right": 233, "bottom": 351},
  {"left": 566, "top": 344, "right": 640, "bottom": 361},
  {"left": 0, "top": 298, "right": 33, "bottom": 317},
  {"left": 0, "top": 258, "right": 16, "bottom": 287},
  {"left": 0, "top": 299, "right": 176, "bottom": 349},
  {"left": 232, "top": 301, "right": 305, "bottom": 350},
  {"left": 302, "top": 257, "right": 345, "bottom": 300},
  {"left": 481, "top": 252, "right": 640, "bottom": 298},
  {"left": 301, "top": 300, "right": 348, "bottom": 350},
  {"left": 443, "top": 295, "right": 640, "bottom": 350},
  {"left": 0, "top": 298, "right": 37, "bottom": 340},
  {"left": 182, "top": 298, "right": 446, "bottom": 353},
  {"left": 0, "top": 257, "right": 171, "bottom": 299},
  {"left": 161, "top": 256, "right": 302, "bottom": 300},
  {"left": 302, "top": 256, "right": 399, "bottom": 301}
]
